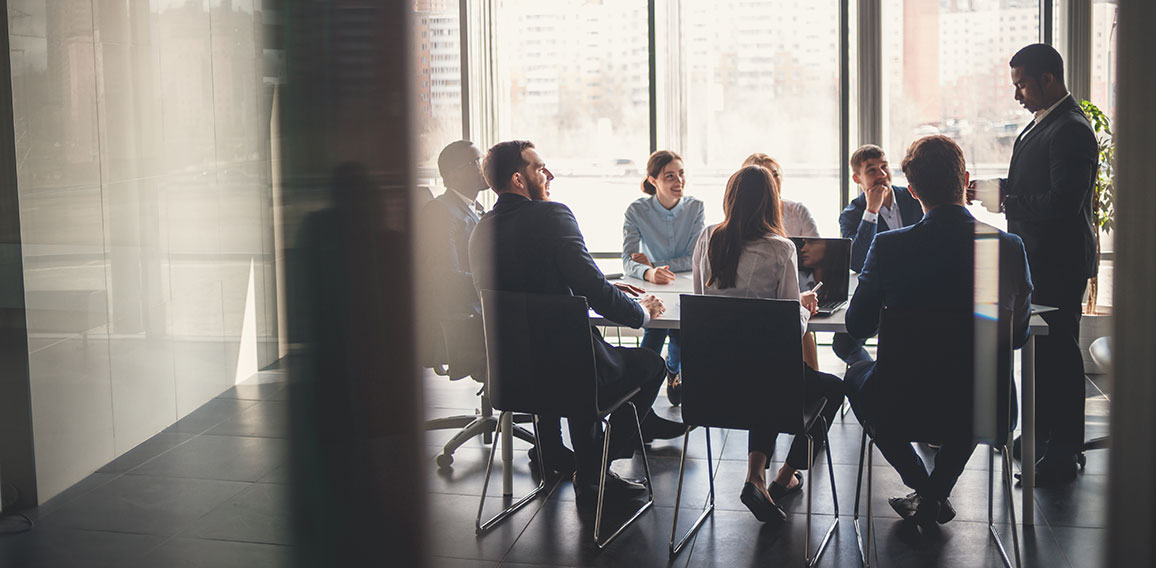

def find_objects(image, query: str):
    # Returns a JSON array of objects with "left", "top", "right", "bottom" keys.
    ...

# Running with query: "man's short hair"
[
  {"left": 437, "top": 140, "right": 476, "bottom": 180},
  {"left": 483, "top": 140, "right": 534, "bottom": 192},
  {"left": 850, "top": 144, "right": 886, "bottom": 174},
  {"left": 900, "top": 135, "right": 966, "bottom": 208},
  {"left": 1009, "top": 43, "right": 1064, "bottom": 83}
]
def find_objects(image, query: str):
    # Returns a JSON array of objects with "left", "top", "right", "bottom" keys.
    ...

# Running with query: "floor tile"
[
  {"left": 205, "top": 401, "right": 288, "bottom": 439},
  {"left": 0, "top": 527, "right": 163, "bottom": 568},
  {"left": 181, "top": 483, "right": 292, "bottom": 545},
  {"left": 1050, "top": 525, "right": 1106, "bottom": 567},
  {"left": 428, "top": 491, "right": 543, "bottom": 562},
  {"left": 164, "top": 398, "right": 259, "bottom": 435},
  {"left": 863, "top": 518, "right": 1068, "bottom": 568},
  {"left": 1032, "top": 473, "right": 1107, "bottom": 528},
  {"left": 129, "top": 537, "right": 291, "bottom": 568},
  {"left": 28, "top": 472, "right": 120, "bottom": 521},
  {"left": 682, "top": 508, "right": 860, "bottom": 568},
  {"left": 40, "top": 475, "right": 249, "bottom": 536},
  {"left": 97, "top": 433, "right": 197, "bottom": 474},
  {"left": 128, "top": 435, "right": 287, "bottom": 482}
]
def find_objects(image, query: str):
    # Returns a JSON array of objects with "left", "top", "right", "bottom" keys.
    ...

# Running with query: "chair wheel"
[
  {"left": 436, "top": 453, "right": 454, "bottom": 469},
  {"left": 1076, "top": 452, "right": 1087, "bottom": 469}
]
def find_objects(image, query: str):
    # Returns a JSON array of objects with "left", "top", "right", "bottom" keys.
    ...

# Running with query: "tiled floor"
[
  {"left": 0, "top": 371, "right": 291, "bottom": 568},
  {"left": 424, "top": 337, "right": 1110, "bottom": 568},
  {"left": 0, "top": 340, "right": 1109, "bottom": 567}
]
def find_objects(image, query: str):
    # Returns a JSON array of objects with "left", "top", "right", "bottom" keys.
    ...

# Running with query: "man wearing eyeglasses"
[{"left": 836, "top": 144, "right": 925, "bottom": 366}]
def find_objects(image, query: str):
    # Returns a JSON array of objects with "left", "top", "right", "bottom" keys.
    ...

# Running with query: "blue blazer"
[
  {"left": 469, "top": 193, "right": 646, "bottom": 386},
  {"left": 420, "top": 190, "right": 483, "bottom": 317},
  {"left": 839, "top": 186, "right": 924, "bottom": 272}
]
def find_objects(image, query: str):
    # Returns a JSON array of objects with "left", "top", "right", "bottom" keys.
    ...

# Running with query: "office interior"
[{"left": 0, "top": 0, "right": 1152, "bottom": 566}]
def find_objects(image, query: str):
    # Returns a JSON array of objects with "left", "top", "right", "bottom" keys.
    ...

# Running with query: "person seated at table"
[
  {"left": 836, "top": 144, "right": 925, "bottom": 366},
  {"left": 741, "top": 153, "right": 824, "bottom": 372},
  {"left": 469, "top": 140, "right": 686, "bottom": 511},
  {"left": 691, "top": 165, "right": 846, "bottom": 524},
  {"left": 622, "top": 150, "right": 705, "bottom": 407},
  {"left": 843, "top": 135, "right": 1033, "bottom": 527},
  {"left": 741, "top": 153, "right": 820, "bottom": 238}
]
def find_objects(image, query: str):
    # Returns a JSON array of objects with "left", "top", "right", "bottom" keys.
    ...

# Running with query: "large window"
[
  {"left": 412, "top": 0, "right": 463, "bottom": 178},
  {"left": 493, "top": 0, "right": 650, "bottom": 253},
  {"left": 673, "top": 1, "right": 842, "bottom": 237},
  {"left": 883, "top": 0, "right": 1039, "bottom": 230}
]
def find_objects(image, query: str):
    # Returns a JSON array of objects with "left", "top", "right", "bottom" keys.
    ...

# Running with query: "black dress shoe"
[
  {"left": 527, "top": 444, "right": 575, "bottom": 474},
  {"left": 1033, "top": 457, "right": 1078, "bottom": 487},
  {"left": 937, "top": 498, "right": 957, "bottom": 524},
  {"left": 767, "top": 471, "right": 804, "bottom": 501},
  {"left": 888, "top": 492, "right": 920, "bottom": 521},
  {"left": 889, "top": 492, "right": 941, "bottom": 528},
  {"left": 740, "top": 482, "right": 787, "bottom": 524},
  {"left": 573, "top": 471, "right": 648, "bottom": 508},
  {"left": 640, "top": 414, "right": 687, "bottom": 442}
]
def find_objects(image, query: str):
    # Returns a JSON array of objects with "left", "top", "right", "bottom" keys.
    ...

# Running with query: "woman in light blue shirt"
[{"left": 622, "top": 150, "right": 705, "bottom": 406}]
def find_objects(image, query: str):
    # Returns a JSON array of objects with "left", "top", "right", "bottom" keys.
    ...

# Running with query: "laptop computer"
[{"left": 790, "top": 237, "right": 852, "bottom": 315}]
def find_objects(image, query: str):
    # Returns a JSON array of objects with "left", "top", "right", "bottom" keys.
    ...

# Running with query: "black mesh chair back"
[
  {"left": 481, "top": 289, "right": 599, "bottom": 419},
  {"left": 680, "top": 294, "right": 805, "bottom": 434}
]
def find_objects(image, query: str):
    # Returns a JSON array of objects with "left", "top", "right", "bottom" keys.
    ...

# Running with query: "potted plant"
[{"left": 1078, "top": 99, "right": 1114, "bottom": 373}]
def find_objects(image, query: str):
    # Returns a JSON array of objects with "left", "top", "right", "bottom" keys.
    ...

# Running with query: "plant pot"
[{"left": 1079, "top": 308, "right": 1112, "bottom": 374}]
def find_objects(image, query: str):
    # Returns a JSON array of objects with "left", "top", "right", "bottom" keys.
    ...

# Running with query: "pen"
[{"left": 810, "top": 281, "right": 824, "bottom": 294}]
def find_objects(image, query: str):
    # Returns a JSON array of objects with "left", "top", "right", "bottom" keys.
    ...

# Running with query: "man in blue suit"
[
  {"left": 845, "top": 135, "right": 1033, "bottom": 526},
  {"left": 469, "top": 140, "right": 684, "bottom": 511},
  {"left": 835, "top": 145, "right": 925, "bottom": 365}
]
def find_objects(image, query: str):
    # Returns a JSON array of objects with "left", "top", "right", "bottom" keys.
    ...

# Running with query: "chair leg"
[
  {"left": 988, "top": 442, "right": 1023, "bottom": 568},
  {"left": 594, "top": 402, "right": 655, "bottom": 549},
  {"left": 475, "top": 413, "right": 548, "bottom": 534},
  {"left": 806, "top": 416, "right": 839, "bottom": 567},
  {"left": 435, "top": 415, "right": 498, "bottom": 469},
  {"left": 669, "top": 426, "right": 715, "bottom": 557},
  {"left": 853, "top": 439, "right": 874, "bottom": 567}
]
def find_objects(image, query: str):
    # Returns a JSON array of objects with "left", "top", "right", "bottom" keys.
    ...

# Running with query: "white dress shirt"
[{"left": 691, "top": 225, "right": 810, "bottom": 337}]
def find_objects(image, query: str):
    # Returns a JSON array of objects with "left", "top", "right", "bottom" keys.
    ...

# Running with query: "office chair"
[
  {"left": 424, "top": 313, "right": 536, "bottom": 469},
  {"left": 670, "top": 295, "right": 839, "bottom": 566},
  {"left": 852, "top": 307, "right": 1020, "bottom": 568},
  {"left": 476, "top": 290, "right": 655, "bottom": 549}
]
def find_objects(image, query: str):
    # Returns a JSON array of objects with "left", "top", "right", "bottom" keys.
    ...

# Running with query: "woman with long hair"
[
  {"left": 623, "top": 150, "right": 705, "bottom": 407},
  {"left": 691, "top": 165, "right": 845, "bottom": 524}
]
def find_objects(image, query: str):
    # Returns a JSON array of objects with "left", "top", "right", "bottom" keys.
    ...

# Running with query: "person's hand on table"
[
  {"left": 800, "top": 290, "right": 819, "bottom": 316},
  {"left": 644, "top": 265, "right": 676, "bottom": 284},
  {"left": 630, "top": 252, "right": 653, "bottom": 267},
  {"left": 864, "top": 182, "right": 889, "bottom": 214},
  {"left": 639, "top": 295, "right": 665, "bottom": 319},
  {"left": 613, "top": 282, "right": 646, "bottom": 297}
]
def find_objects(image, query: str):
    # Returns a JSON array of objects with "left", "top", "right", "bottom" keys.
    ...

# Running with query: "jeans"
[{"left": 641, "top": 328, "right": 681, "bottom": 376}]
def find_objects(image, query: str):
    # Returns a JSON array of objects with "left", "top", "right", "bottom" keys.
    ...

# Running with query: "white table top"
[{"left": 591, "top": 258, "right": 1048, "bottom": 334}]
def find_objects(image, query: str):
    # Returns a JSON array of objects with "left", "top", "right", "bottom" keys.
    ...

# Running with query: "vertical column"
[
  {"left": 0, "top": 5, "right": 37, "bottom": 509},
  {"left": 857, "top": 0, "right": 882, "bottom": 147},
  {"left": 1063, "top": 0, "right": 1094, "bottom": 102},
  {"left": 1107, "top": 0, "right": 1156, "bottom": 565},
  {"left": 281, "top": 1, "right": 426, "bottom": 565}
]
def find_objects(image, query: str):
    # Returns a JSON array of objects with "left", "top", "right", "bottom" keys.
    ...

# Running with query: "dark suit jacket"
[
  {"left": 468, "top": 193, "right": 646, "bottom": 386},
  {"left": 846, "top": 205, "right": 1034, "bottom": 348},
  {"left": 839, "top": 186, "right": 924, "bottom": 272},
  {"left": 1003, "top": 95, "right": 1099, "bottom": 284},
  {"left": 845, "top": 206, "right": 1034, "bottom": 434},
  {"left": 420, "top": 190, "right": 482, "bottom": 316}
]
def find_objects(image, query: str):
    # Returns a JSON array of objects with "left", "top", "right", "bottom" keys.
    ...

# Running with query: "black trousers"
[
  {"left": 846, "top": 361, "right": 976, "bottom": 501},
  {"left": 552, "top": 345, "right": 667, "bottom": 482},
  {"left": 1031, "top": 268, "right": 1088, "bottom": 460},
  {"left": 748, "top": 367, "right": 845, "bottom": 470}
]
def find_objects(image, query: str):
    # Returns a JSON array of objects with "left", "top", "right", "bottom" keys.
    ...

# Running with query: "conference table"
[{"left": 499, "top": 266, "right": 1049, "bottom": 526}]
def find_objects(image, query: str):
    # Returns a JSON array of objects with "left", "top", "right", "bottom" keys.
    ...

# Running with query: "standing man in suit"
[
  {"left": 846, "top": 135, "right": 1034, "bottom": 526},
  {"left": 836, "top": 145, "right": 924, "bottom": 365},
  {"left": 970, "top": 44, "right": 1097, "bottom": 485},
  {"left": 469, "top": 140, "right": 685, "bottom": 510}
]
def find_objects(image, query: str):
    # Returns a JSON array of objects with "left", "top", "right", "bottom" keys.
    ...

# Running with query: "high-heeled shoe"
[{"left": 740, "top": 482, "right": 787, "bottom": 524}]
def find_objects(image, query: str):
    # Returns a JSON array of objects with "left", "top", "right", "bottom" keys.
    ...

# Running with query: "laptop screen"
[{"left": 790, "top": 237, "right": 852, "bottom": 303}]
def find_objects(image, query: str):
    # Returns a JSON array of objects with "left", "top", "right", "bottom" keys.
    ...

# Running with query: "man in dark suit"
[
  {"left": 418, "top": 141, "right": 489, "bottom": 378},
  {"left": 836, "top": 144, "right": 925, "bottom": 365},
  {"left": 468, "top": 140, "right": 684, "bottom": 509},
  {"left": 970, "top": 44, "right": 1098, "bottom": 485},
  {"left": 846, "top": 135, "right": 1034, "bottom": 526}
]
